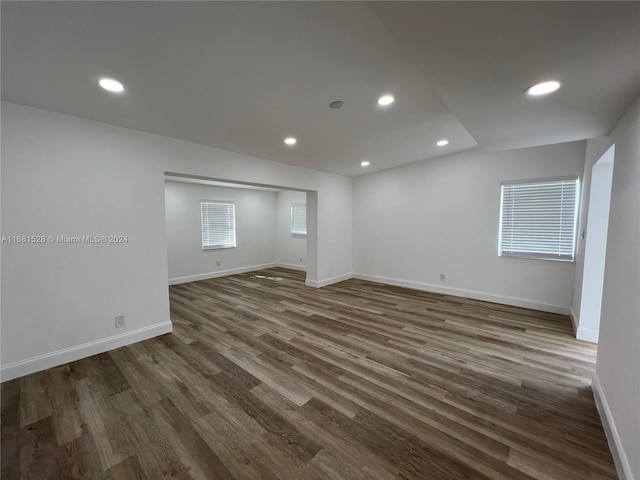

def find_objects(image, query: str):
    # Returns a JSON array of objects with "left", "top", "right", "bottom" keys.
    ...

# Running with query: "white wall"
[
  {"left": 571, "top": 136, "right": 614, "bottom": 325},
  {"left": 0, "top": 102, "right": 352, "bottom": 380},
  {"left": 1, "top": 104, "right": 173, "bottom": 380},
  {"left": 576, "top": 148, "right": 614, "bottom": 343},
  {"left": 314, "top": 177, "right": 353, "bottom": 287},
  {"left": 275, "top": 190, "right": 307, "bottom": 270},
  {"left": 353, "top": 142, "right": 586, "bottom": 313},
  {"left": 592, "top": 95, "right": 640, "bottom": 480},
  {"left": 165, "top": 181, "right": 277, "bottom": 284}
]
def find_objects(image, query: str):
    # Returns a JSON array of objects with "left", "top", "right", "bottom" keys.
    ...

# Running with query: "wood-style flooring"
[{"left": 1, "top": 268, "right": 617, "bottom": 479}]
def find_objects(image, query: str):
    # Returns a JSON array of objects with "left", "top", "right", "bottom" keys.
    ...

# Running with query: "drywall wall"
[
  {"left": 313, "top": 176, "right": 353, "bottom": 287},
  {"left": 275, "top": 190, "right": 307, "bottom": 270},
  {"left": 0, "top": 104, "right": 173, "bottom": 380},
  {"left": 593, "top": 95, "right": 640, "bottom": 480},
  {"left": 165, "top": 181, "right": 277, "bottom": 284},
  {"left": 571, "top": 136, "right": 614, "bottom": 327},
  {"left": 576, "top": 148, "right": 614, "bottom": 343},
  {"left": 353, "top": 141, "right": 586, "bottom": 313},
  {"left": 1, "top": 101, "right": 352, "bottom": 380}
]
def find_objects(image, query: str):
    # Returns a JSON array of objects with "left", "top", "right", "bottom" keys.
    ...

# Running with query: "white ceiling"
[{"left": 2, "top": 2, "right": 639, "bottom": 177}]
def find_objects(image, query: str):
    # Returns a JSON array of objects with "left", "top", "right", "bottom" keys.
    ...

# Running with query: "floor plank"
[{"left": 1, "top": 268, "right": 618, "bottom": 479}]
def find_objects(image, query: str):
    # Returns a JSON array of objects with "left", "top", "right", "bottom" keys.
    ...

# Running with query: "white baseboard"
[
  {"left": 273, "top": 262, "right": 307, "bottom": 272},
  {"left": 592, "top": 372, "right": 635, "bottom": 480},
  {"left": 0, "top": 321, "right": 173, "bottom": 382},
  {"left": 169, "top": 262, "right": 277, "bottom": 285},
  {"left": 570, "top": 307, "right": 579, "bottom": 334},
  {"left": 570, "top": 307, "right": 599, "bottom": 343},
  {"left": 352, "top": 273, "right": 570, "bottom": 315},
  {"left": 576, "top": 326, "right": 599, "bottom": 343},
  {"left": 306, "top": 272, "right": 352, "bottom": 288}
]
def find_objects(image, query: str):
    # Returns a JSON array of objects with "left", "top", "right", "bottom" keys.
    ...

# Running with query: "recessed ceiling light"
[
  {"left": 377, "top": 94, "right": 394, "bottom": 106},
  {"left": 360, "top": 160, "right": 370, "bottom": 167},
  {"left": 99, "top": 77, "right": 124, "bottom": 93},
  {"left": 436, "top": 139, "right": 449, "bottom": 147},
  {"left": 525, "top": 80, "right": 562, "bottom": 96},
  {"left": 284, "top": 137, "right": 297, "bottom": 146}
]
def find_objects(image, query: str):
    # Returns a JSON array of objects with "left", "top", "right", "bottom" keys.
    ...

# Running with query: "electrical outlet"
[
  {"left": 115, "top": 315, "right": 125, "bottom": 328},
  {"left": 440, "top": 273, "right": 446, "bottom": 281},
  {"left": 216, "top": 260, "right": 221, "bottom": 266},
  {"left": 299, "top": 257, "right": 303, "bottom": 263}
]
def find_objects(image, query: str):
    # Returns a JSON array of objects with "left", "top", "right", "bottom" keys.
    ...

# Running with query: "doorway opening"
[
  {"left": 163, "top": 172, "right": 318, "bottom": 286},
  {"left": 577, "top": 145, "right": 615, "bottom": 343}
]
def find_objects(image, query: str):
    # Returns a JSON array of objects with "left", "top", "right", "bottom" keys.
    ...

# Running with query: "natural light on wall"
[{"left": 498, "top": 176, "right": 579, "bottom": 261}]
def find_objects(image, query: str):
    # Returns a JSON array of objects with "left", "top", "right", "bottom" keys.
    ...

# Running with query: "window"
[
  {"left": 290, "top": 203, "right": 307, "bottom": 236},
  {"left": 201, "top": 201, "right": 236, "bottom": 249},
  {"left": 499, "top": 176, "right": 579, "bottom": 261}
]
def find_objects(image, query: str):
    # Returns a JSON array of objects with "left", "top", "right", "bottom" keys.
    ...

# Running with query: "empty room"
[{"left": 1, "top": 2, "right": 639, "bottom": 480}]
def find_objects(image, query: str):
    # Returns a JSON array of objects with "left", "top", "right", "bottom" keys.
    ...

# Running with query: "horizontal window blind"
[
  {"left": 290, "top": 203, "right": 307, "bottom": 236},
  {"left": 499, "top": 177, "right": 579, "bottom": 261},
  {"left": 201, "top": 201, "right": 236, "bottom": 250}
]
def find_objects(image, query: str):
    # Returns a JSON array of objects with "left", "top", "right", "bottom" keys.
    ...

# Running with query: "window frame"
[
  {"left": 201, "top": 200, "right": 236, "bottom": 250},
  {"left": 498, "top": 176, "right": 580, "bottom": 262},
  {"left": 290, "top": 203, "right": 307, "bottom": 237}
]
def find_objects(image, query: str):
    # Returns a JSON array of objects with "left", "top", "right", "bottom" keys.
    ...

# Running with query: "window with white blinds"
[
  {"left": 290, "top": 203, "right": 307, "bottom": 236},
  {"left": 499, "top": 177, "right": 579, "bottom": 261},
  {"left": 201, "top": 201, "right": 236, "bottom": 250}
]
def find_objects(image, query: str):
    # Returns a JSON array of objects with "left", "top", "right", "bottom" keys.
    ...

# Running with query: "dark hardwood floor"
[{"left": 1, "top": 268, "right": 617, "bottom": 479}]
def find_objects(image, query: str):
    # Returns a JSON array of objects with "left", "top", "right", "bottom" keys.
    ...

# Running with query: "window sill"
[{"left": 499, "top": 253, "right": 574, "bottom": 263}]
